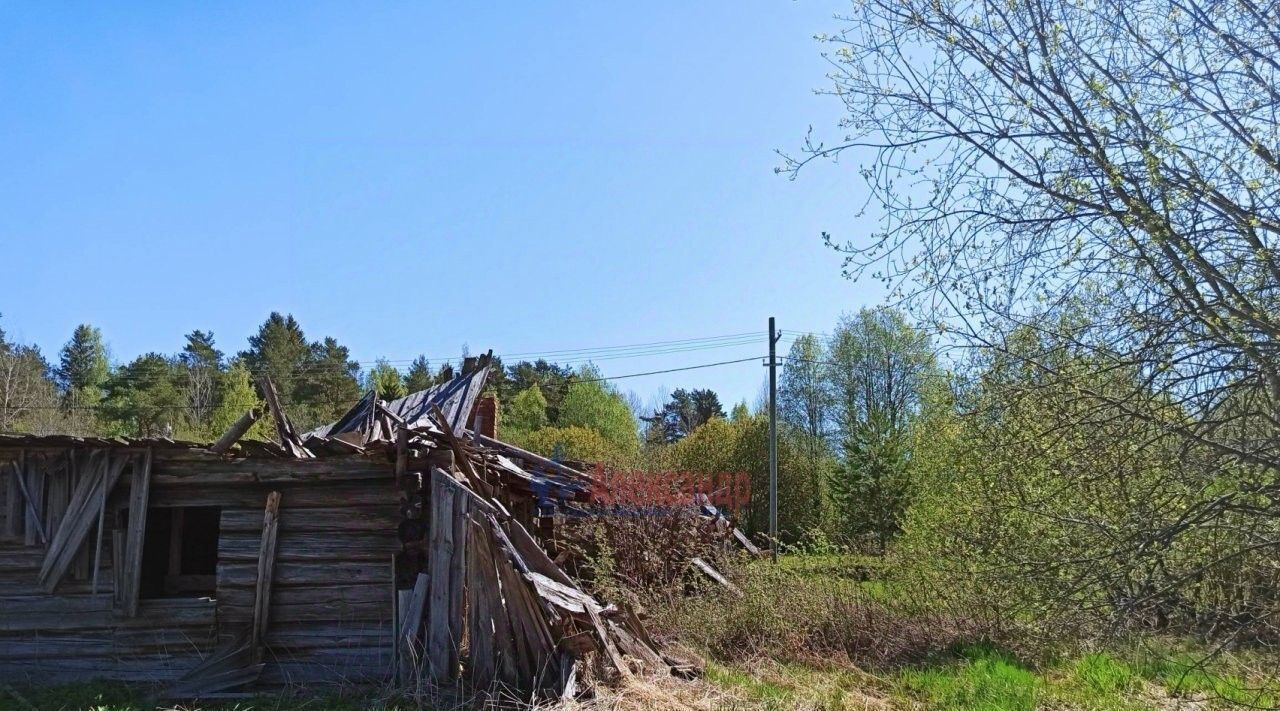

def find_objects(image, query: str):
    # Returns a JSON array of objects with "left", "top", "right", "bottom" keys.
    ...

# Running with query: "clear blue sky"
[{"left": 0, "top": 1, "right": 882, "bottom": 409}]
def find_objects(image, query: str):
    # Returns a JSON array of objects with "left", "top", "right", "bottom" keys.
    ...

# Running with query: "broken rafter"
[
  {"left": 256, "top": 377, "right": 313, "bottom": 459},
  {"left": 429, "top": 404, "right": 495, "bottom": 500}
]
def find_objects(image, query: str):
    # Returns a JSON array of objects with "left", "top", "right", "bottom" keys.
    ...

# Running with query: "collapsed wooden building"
[{"left": 0, "top": 356, "right": 680, "bottom": 697}]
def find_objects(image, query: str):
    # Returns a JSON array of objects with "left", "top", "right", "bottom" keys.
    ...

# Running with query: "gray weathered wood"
[
  {"left": 40, "top": 452, "right": 127, "bottom": 593},
  {"left": 425, "top": 469, "right": 468, "bottom": 682},
  {"left": 465, "top": 516, "right": 508, "bottom": 689},
  {"left": 733, "top": 527, "right": 763, "bottom": 557},
  {"left": 44, "top": 461, "right": 69, "bottom": 545},
  {"left": 397, "top": 572, "right": 429, "bottom": 681},
  {"left": 209, "top": 408, "right": 261, "bottom": 455},
  {"left": 90, "top": 469, "right": 107, "bottom": 596},
  {"left": 15, "top": 454, "right": 48, "bottom": 546},
  {"left": 119, "top": 450, "right": 153, "bottom": 616},
  {"left": 251, "top": 490, "right": 282, "bottom": 661},
  {"left": 3, "top": 459, "right": 22, "bottom": 539},
  {"left": 691, "top": 556, "right": 742, "bottom": 596},
  {"left": 256, "top": 377, "right": 312, "bottom": 459}
]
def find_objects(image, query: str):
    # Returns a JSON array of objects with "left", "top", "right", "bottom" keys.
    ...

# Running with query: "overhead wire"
[{"left": 6, "top": 355, "right": 767, "bottom": 411}]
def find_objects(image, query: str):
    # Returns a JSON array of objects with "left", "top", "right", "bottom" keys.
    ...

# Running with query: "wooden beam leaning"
[
  {"left": 251, "top": 490, "right": 282, "bottom": 662},
  {"left": 430, "top": 404, "right": 494, "bottom": 500},
  {"left": 39, "top": 451, "right": 128, "bottom": 593},
  {"left": 209, "top": 408, "right": 261, "bottom": 455},
  {"left": 256, "top": 377, "right": 313, "bottom": 459},
  {"left": 120, "top": 449, "right": 153, "bottom": 616},
  {"left": 397, "top": 572, "right": 429, "bottom": 682}
]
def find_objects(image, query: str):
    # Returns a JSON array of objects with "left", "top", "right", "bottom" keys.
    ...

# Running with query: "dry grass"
[{"left": 550, "top": 673, "right": 756, "bottom": 711}]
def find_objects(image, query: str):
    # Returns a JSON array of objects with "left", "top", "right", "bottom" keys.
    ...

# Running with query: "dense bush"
[{"left": 651, "top": 559, "right": 991, "bottom": 669}]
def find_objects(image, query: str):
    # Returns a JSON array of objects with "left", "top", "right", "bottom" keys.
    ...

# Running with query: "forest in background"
[{"left": 0, "top": 305, "right": 938, "bottom": 556}]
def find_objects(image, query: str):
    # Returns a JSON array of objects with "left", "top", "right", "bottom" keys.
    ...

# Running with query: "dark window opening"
[{"left": 137, "top": 506, "right": 221, "bottom": 599}]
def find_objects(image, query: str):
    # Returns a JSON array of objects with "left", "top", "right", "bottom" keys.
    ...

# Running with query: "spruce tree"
[
  {"left": 404, "top": 355, "right": 434, "bottom": 393},
  {"left": 57, "top": 324, "right": 109, "bottom": 409},
  {"left": 240, "top": 313, "right": 308, "bottom": 399}
]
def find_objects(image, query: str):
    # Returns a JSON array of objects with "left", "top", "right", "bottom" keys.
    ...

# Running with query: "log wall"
[{"left": 0, "top": 445, "right": 401, "bottom": 688}]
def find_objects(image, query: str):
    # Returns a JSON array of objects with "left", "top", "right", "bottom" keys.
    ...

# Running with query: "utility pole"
[{"left": 768, "top": 316, "right": 779, "bottom": 563}]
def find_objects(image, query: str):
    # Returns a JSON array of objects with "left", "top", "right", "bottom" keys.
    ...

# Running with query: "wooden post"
[
  {"left": 251, "top": 491, "right": 282, "bottom": 662},
  {"left": 120, "top": 449, "right": 153, "bottom": 616}
]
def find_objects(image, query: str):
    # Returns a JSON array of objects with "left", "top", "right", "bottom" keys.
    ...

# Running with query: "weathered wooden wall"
[{"left": 0, "top": 445, "right": 400, "bottom": 687}]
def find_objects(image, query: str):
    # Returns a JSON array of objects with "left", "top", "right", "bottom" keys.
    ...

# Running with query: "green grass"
[
  {"left": 895, "top": 643, "right": 1041, "bottom": 711},
  {"left": 704, "top": 641, "right": 1280, "bottom": 710}
]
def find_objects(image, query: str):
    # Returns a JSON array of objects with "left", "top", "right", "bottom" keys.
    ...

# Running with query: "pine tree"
[
  {"left": 643, "top": 388, "right": 725, "bottom": 442},
  {"left": 830, "top": 409, "right": 910, "bottom": 553}
]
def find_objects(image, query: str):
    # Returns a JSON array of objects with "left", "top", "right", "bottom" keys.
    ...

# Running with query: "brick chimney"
[{"left": 471, "top": 394, "right": 498, "bottom": 438}]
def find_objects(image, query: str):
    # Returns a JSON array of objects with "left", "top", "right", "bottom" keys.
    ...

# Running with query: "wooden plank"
[
  {"left": 44, "top": 461, "right": 69, "bottom": 545},
  {"left": 216, "top": 560, "right": 392, "bottom": 588},
  {"left": 251, "top": 490, "right": 282, "bottom": 661},
  {"left": 120, "top": 450, "right": 153, "bottom": 616},
  {"left": 491, "top": 528, "right": 559, "bottom": 689},
  {"left": 425, "top": 469, "right": 468, "bottom": 682},
  {"left": 733, "top": 527, "right": 763, "bottom": 557},
  {"left": 430, "top": 405, "right": 494, "bottom": 499},
  {"left": 3, "top": 459, "right": 22, "bottom": 539},
  {"left": 215, "top": 599, "right": 390, "bottom": 626},
  {"left": 148, "top": 482, "right": 395, "bottom": 509},
  {"left": 15, "top": 454, "right": 48, "bottom": 546},
  {"left": 112, "top": 528, "right": 124, "bottom": 607},
  {"left": 90, "top": 467, "right": 108, "bottom": 596},
  {"left": 217, "top": 505, "right": 398, "bottom": 534},
  {"left": 397, "top": 572, "right": 428, "bottom": 681},
  {"left": 256, "top": 376, "right": 312, "bottom": 459},
  {"left": 218, "top": 583, "right": 388, "bottom": 610},
  {"left": 691, "top": 557, "right": 742, "bottom": 596},
  {"left": 216, "top": 531, "right": 399, "bottom": 563},
  {"left": 39, "top": 451, "right": 127, "bottom": 593},
  {"left": 465, "top": 516, "right": 507, "bottom": 689}
]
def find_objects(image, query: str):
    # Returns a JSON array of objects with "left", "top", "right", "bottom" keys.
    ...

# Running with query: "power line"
[
  {"left": 3, "top": 355, "right": 766, "bottom": 411},
  {"left": 38, "top": 333, "right": 768, "bottom": 387}
]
